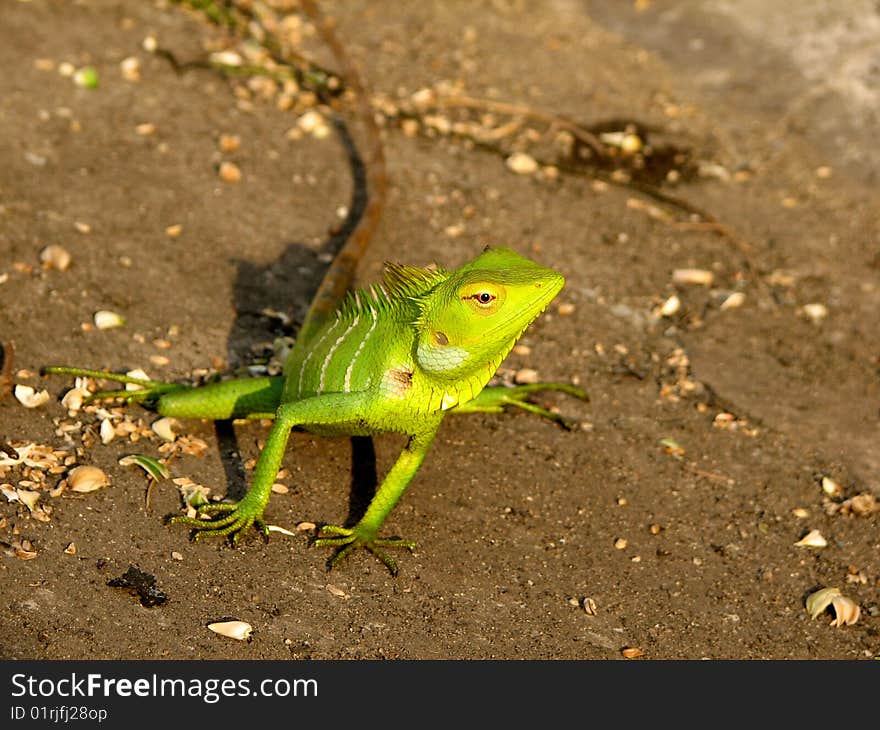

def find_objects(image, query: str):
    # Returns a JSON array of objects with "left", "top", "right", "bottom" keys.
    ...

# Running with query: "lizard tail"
[{"left": 297, "top": 0, "right": 388, "bottom": 344}]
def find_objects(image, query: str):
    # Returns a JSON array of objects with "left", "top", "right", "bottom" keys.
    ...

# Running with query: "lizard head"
[{"left": 413, "top": 247, "right": 564, "bottom": 382}]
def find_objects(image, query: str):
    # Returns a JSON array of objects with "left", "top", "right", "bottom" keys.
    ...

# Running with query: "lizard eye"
[{"left": 460, "top": 282, "right": 505, "bottom": 315}]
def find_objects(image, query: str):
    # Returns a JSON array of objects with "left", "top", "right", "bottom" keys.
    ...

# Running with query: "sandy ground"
[{"left": 0, "top": 0, "right": 877, "bottom": 660}]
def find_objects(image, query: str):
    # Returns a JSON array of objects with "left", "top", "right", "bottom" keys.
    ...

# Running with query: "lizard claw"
[
  {"left": 168, "top": 500, "right": 270, "bottom": 544},
  {"left": 313, "top": 524, "right": 416, "bottom": 575}
]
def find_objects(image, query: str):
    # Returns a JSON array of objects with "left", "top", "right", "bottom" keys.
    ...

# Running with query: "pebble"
[
  {"left": 506, "top": 152, "right": 539, "bottom": 175},
  {"left": 218, "top": 161, "right": 242, "bottom": 183}
]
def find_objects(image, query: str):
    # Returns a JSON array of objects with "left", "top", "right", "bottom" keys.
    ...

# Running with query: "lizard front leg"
[
  {"left": 170, "top": 392, "right": 372, "bottom": 543},
  {"left": 314, "top": 425, "right": 441, "bottom": 575},
  {"left": 449, "top": 382, "right": 588, "bottom": 429}
]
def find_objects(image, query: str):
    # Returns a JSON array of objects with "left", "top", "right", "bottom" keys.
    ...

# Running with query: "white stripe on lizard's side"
[
  {"left": 297, "top": 317, "right": 342, "bottom": 397},
  {"left": 318, "top": 313, "right": 360, "bottom": 394},
  {"left": 344, "top": 305, "right": 378, "bottom": 392}
]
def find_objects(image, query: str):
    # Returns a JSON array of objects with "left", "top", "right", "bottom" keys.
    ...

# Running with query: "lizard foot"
[
  {"left": 313, "top": 524, "right": 416, "bottom": 576},
  {"left": 452, "top": 382, "right": 589, "bottom": 430},
  {"left": 168, "top": 501, "right": 269, "bottom": 544}
]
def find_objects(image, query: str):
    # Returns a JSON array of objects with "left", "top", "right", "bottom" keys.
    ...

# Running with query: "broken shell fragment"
[
  {"left": 61, "top": 387, "right": 90, "bottom": 412},
  {"left": 16, "top": 489, "right": 41, "bottom": 511},
  {"left": 93, "top": 310, "right": 126, "bottom": 330},
  {"left": 806, "top": 587, "right": 861, "bottom": 627},
  {"left": 67, "top": 465, "right": 110, "bottom": 493},
  {"left": 40, "top": 244, "right": 72, "bottom": 271},
  {"left": 829, "top": 594, "right": 861, "bottom": 627},
  {"left": 266, "top": 524, "right": 297, "bottom": 536},
  {"left": 207, "top": 620, "right": 252, "bottom": 641},
  {"left": 64, "top": 542, "right": 77, "bottom": 555},
  {"left": 793, "top": 529, "right": 827, "bottom": 548},
  {"left": 14, "top": 385, "right": 50, "bottom": 408},
  {"left": 151, "top": 417, "right": 181, "bottom": 443}
]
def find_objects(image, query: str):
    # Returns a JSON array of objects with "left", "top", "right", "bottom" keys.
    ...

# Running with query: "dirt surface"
[{"left": 1, "top": 0, "right": 878, "bottom": 660}]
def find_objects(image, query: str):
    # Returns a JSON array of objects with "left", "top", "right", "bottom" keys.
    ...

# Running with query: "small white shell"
[
  {"left": 67, "top": 465, "right": 110, "bottom": 493},
  {"left": 793, "top": 529, "right": 827, "bottom": 548},
  {"left": 100, "top": 418, "right": 116, "bottom": 445},
  {"left": 14, "top": 385, "right": 50, "bottom": 408},
  {"left": 93, "top": 310, "right": 126, "bottom": 330},
  {"left": 207, "top": 620, "right": 252, "bottom": 641}
]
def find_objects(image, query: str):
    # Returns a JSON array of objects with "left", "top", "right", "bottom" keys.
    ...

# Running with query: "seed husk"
[
  {"left": 806, "top": 587, "right": 861, "bottom": 627},
  {"left": 100, "top": 418, "right": 115, "bottom": 445},
  {"left": 829, "top": 595, "right": 861, "bottom": 627},
  {"left": 40, "top": 244, "right": 72, "bottom": 271},
  {"left": 68, "top": 465, "right": 110, "bottom": 493}
]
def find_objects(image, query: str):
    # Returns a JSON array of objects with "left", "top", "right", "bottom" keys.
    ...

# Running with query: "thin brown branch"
[{"left": 431, "top": 94, "right": 606, "bottom": 156}]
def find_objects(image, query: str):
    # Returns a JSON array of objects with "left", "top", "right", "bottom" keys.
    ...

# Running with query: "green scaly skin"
[{"left": 43, "top": 247, "right": 586, "bottom": 574}]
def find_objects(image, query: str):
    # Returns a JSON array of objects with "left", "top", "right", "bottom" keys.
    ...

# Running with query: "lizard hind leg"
[{"left": 41, "top": 366, "right": 187, "bottom": 407}]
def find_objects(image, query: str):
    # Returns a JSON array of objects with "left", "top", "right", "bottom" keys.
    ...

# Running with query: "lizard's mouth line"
[{"left": 478, "top": 281, "right": 562, "bottom": 341}]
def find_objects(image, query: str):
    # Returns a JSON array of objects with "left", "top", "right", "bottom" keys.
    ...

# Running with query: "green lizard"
[
  {"left": 44, "top": 247, "right": 584, "bottom": 573},
  {"left": 42, "top": 0, "right": 585, "bottom": 574}
]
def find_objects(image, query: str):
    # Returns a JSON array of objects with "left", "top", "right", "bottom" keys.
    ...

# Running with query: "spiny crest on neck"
[{"left": 336, "top": 262, "right": 449, "bottom": 320}]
